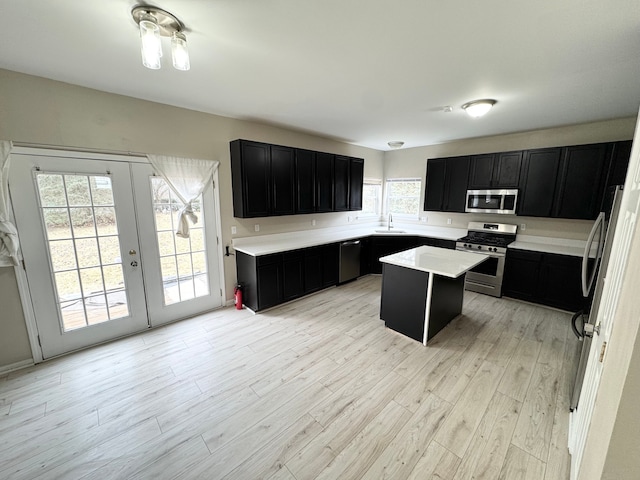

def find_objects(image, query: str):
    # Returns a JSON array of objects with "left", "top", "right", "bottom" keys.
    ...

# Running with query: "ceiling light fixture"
[
  {"left": 132, "top": 5, "right": 190, "bottom": 71},
  {"left": 388, "top": 141, "right": 405, "bottom": 149},
  {"left": 461, "top": 99, "right": 497, "bottom": 118}
]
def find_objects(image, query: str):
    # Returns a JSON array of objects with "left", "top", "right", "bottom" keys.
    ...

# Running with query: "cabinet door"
[
  {"left": 257, "top": 262, "right": 283, "bottom": 309},
  {"left": 606, "top": 140, "right": 632, "bottom": 188},
  {"left": 349, "top": 158, "right": 364, "bottom": 211},
  {"left": 554, "top": 144, "right": 608, "bottom": 220},
  {"left": 502, "top": 249, "right": 543, "bottom": 301},
  {"left": 282, "top": 251, "right": 305, "bottom": 301},
  {"left": 295, "top": 149, "right": 316, "bottom": 214},
  {"left": 304, "top": 247, "right": 323, "bottom": 294},
  {"left": 424, "top": 158, "right": 446, "bottom": 211},
  {"left": 494, "top": 152, "right": 522, "bottom": 188},
  {"left": 334, "top": 155, "right": 350, "bottom": 211},
  {"left": 538, "top": 253, "right": 584, "bottom": 311},
  {"left": 468, "top": 154, "right": 496, "bottom": 189},
  {"left": 518, "top": 148, "right": 562, "bottom": 217},
  {"left": 316, "top": 152, "right": 334, "bottom": 212},
  {"left": 270, "top": 145, "right": 295, "bottom": 216},
  {"left": 321, "top": 243, "right": 339, "bottom": 287},
  {"left": 444, "top": 156, "right": 470, "bottom": 212},
  {"left": 236, "top": 140, "right": 270, "bottom": 217}
]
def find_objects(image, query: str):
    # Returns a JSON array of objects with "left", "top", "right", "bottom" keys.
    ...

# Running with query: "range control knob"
[{"left": 477, "top": 245, "right": 482, "bottom": 250}]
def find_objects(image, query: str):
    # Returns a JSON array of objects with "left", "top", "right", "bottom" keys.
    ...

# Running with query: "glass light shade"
[
  {"left": 462, "top": 100, "right": 496, "bottom": 118},
  {"left": 139, "top": 15, "right": 162, "bottom": 70},
  {"left": 171, "top": 32, "right": 190, "bottom": 71}
]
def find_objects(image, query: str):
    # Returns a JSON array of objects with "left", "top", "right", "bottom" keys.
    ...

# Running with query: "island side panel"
[
  {"left": 380, "top": 263, "right": 430, "bottom": 343},
  {"left": 426, "top": 274, "right": 465, "bottom": 342}
]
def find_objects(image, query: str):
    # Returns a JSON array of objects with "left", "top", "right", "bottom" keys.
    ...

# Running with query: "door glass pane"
[
  {"left": 151, "top": 177, "right": 210, "bottom": 305},
  {"left": 36, "top": 172, "right": 130, "bottom": 331}
]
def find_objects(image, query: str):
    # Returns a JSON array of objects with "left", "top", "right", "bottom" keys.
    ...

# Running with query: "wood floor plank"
[
  {"left": 434, "top": 360, "right": 505, "bottom": 458},
  {"left": 499, "top": 444, "right": 547, "bottom": 480},
  {"left": 0, "top": 275, "right": 573, "bottom": 480},
  {"left": 359, "top": 393, "right": 452, "bottom": 479},
  {"left": 313, "top": 400, "right": 412, "bottom": 480}
]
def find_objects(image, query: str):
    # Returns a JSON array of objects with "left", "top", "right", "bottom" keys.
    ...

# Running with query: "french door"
[{"left": 10, "top": 152, "right": 222, "bottom": 359}]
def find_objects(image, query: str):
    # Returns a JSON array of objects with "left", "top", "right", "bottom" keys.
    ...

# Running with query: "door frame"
[{"left": 9, "top": 146, "right": 226, "bottom": 363}]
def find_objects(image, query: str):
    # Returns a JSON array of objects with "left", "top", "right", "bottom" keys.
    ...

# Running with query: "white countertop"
[
  {"left": 510, "top": 234, "right": 594, "bottom": 258},
  {"left": 232, "top": 225, "right": 467, "bottom": 256},
  {"left": 379, "top": 245, "right": 489, "bottom": 278}
]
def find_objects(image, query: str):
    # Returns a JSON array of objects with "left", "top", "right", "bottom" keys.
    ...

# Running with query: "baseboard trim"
[{"left": 0, "top": 359, "right": 34, "bottom": 376}]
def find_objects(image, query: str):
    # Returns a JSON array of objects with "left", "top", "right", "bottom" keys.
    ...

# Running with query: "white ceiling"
[{"left": 1, "top": 0, "right": 639, "bottom": 151}]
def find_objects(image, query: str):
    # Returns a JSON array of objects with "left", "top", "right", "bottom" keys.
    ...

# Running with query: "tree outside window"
[
  {"left": 385, "top": 178, "right": 421, "bottom": 216},
  {"left": 361, "top": 179, "right": 382, "bottom": 216}
]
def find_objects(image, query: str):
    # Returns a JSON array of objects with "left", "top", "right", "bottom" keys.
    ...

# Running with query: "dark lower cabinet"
[
  {"left": 282, "top": 250, "right": 304, "bottom": 301},
  {"left": 236, "top": 243, "right": 340, "bottom": 312},
  {"left": 503, "top": 248, "right": 585, "bottom": 311},
  {"left": 256, "top": 255, "right": 283, "bottom": 310}
]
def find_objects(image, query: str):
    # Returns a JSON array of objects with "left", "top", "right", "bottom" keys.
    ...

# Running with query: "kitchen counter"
[
  {"left": 379, "top": 246, "right": 488, "bottom": 345},
  {"left": 510, "top": 234, "right": 594, "bottom": 258},
  {"left": 232, "top": 225, "right": 467, "bottom": 256}
]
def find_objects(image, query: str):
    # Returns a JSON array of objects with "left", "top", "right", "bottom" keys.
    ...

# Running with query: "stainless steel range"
[{"left": 455, "top": 222, "right": 517, "bottom": 297}]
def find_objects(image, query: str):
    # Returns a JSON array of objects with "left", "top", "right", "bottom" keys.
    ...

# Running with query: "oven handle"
[{"left": 455, "top": 247, "right": 505, "bottom": 258}]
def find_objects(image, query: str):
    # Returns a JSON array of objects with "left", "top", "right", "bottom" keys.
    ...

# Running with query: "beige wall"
[
  {"left": 383, "top": 118, "right": 637, "bottom": 239},
  {"left": 0, "top": 268, "right": 31, "bottom": 366}
]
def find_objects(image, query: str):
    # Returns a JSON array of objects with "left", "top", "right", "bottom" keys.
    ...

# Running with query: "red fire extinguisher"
[{"left": 234, "top": 284, "right": 243, "bottom": 310}]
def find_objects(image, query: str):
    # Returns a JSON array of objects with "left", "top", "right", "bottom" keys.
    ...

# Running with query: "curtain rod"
[{"left": 12, "top": 141, "right": 147, "bottom": 158}]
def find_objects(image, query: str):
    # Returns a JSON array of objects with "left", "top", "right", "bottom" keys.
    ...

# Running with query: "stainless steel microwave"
[{"left": 465, "top": 189, "right": 518, "bottom": 214}]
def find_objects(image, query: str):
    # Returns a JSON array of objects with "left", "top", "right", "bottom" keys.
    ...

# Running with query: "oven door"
[{"left": 457, "top": 249, "right": 506, "bottom": 297}]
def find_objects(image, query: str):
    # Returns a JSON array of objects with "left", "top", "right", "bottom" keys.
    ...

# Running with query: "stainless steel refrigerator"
[{"left": 569, "top": 185, "right": 623, "bottom": 412}]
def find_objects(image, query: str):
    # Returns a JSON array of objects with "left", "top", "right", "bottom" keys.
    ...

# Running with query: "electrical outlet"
[
  {"left": 231, "top": 226, "right": 237, "bottom": 235},
  {"left": 347, "top": 216, "right": 352, "bottom": 223},
  {"left": 254, "top": 224, "right": 260, "bottom": 232},
  {"left": 520, "top": 223, "right": 526, "bottom": 231},
  {"left": 420, "top": 216, "right": 427, "bottom": 222},
  {"left": 447, "top": 218, "right": 452, "bottom": 225},
  {"left": 311, "top": 219, "right": 316, "bottom": 226}
]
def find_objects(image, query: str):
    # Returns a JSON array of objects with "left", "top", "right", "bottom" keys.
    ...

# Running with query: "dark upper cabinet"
[
  {"left": 349, "top": 158, "right": 364, "bottom": 211},
  {"left": 553, "top": 144, "right": 609, "bottom": 220},
  {"left": 270, "top": 145, "right": 295, "bottom": 216},
  {"left": 518, "top": 148, "right": 562, "bottom": 217},
  {"left": 231, "top": 140, "right": 294, "bottom": 218},
  {"left": 606, "top": 140, "right": 632, "bottom": 188},
  {"left": 231, "top": 140, "right": 270, "bottom": 218},
  {"left": 424, "top": 156, "right": 470, "bottom": 212},
  {"left": 232, "top": 140, "right": 364, "bottom": 218},
  {"left": 334, "top": 155, "right": 350, "bottom": 211},
  {"left": 468, "top": 152, "right": 521, "bottom": 189},
  {"left": 316, "top": 152, "right": 334, "bottom": 213},
  {"left": 468, "top": 154, "right": 495, "bottom": 189},
  {"left": 295, "top": 149, "right": 316, "bottom": 214}
]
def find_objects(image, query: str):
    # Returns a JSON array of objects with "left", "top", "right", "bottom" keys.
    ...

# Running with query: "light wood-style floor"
[{"left": 0, "top": 275, "right": 579, "bottom": 480}]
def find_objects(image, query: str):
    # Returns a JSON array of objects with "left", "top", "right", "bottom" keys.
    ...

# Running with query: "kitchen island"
[{"left": 379, "top": 246, "right": 488, "bottom": 345}]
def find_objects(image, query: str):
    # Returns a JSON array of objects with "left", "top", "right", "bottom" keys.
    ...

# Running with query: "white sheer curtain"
[
  {"left": 0, "top": 140, "right": 20, "bottom": 267},
  {"left": 147, "top": 155, "right": 219, "bottom": 238}
]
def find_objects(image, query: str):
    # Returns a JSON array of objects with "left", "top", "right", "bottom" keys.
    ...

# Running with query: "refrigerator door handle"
[{"left": 582, "top": 212, "right": 605, "bottom": 297}]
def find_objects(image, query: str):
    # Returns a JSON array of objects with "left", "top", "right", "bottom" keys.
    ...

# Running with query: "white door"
[
  {"left": 131, "top": 163, "right": 222, "bottom": 325},
  {"left": 10, "top": 154, "right": 149, "bottom": 358},
  {"left": 568, "top": 134, "right": 640, "bottom": 477},
  {"left": 10, "top": 152, "right": 224, "bottom": 359}
]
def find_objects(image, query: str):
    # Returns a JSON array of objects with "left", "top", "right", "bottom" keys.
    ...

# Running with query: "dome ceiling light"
[
  {"left": 387, "top": 141, "right": 405, "bottom": 149},
  {"left": 132, "top": 5, "right": 190, "bottom": 71},
  {"left": 461, "top": 99, "right": 497, "bottom": 118}
]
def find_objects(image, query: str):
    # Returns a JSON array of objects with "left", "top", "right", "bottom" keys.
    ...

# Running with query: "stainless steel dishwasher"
[{"left": 339, "top": 240, "right": 361, "bottom": 283}]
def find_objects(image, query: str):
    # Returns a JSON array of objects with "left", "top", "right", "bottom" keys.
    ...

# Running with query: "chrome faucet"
[{"left": 388, "top": 213, "right": 393, "bottom": 231}]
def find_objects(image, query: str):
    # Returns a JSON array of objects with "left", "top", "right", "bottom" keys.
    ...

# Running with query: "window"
[
  {"left": 385, "top": 178, "right": 422, "bottom": 216},
  {"left": 361, "top": 179, "right": 382, "bottom": 216}
]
